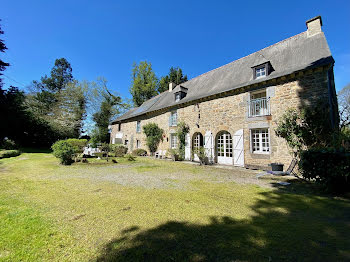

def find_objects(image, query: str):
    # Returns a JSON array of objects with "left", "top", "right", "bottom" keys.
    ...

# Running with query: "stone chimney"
[
  {"left": 306, "top": 16, "right": 322, "bottom": 37},
  {"left": 169, "top": 82, "right": 176, "bottom": 92}
]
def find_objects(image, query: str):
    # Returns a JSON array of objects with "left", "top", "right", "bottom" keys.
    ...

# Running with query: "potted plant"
[
  {"left": 270, "top": 162, "right": 284, "bottom": 171},
  {"left": 169, "top": 148, "right": 180, "bottom": 161}
]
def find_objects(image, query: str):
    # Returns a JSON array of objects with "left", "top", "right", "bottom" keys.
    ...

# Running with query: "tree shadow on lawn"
[
  {"left": 95, "top": 184, "right": 350, "bottom": 262},
  {"left": 20, "top": 147, "right": 52, "bottom": 153}
]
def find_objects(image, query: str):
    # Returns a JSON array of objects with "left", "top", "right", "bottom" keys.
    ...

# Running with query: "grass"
[{"left": 0, "top": 153, "right": 349, "bottom": 261}]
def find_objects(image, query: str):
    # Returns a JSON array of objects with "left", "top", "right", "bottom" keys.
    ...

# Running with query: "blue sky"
[{"left": 1, "top": 0, "right": 349, "bottom": 100}]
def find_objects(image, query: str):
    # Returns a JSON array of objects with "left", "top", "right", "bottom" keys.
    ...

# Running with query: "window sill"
[
  {"left": 251, "top": 151, "right": 270, "bottom": 155},
  {"left": 248, "top": 114, "right": 271, "bottom": 118}
]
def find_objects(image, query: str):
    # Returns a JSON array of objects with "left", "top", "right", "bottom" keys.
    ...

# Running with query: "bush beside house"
[
  {"left": 132, "top": 149, "right": 147, "bottom": 156},
  {"left": 143, "top": 123, "right": 163, "bottom": 155},
  {"left": 299, "top": 148, "right": 350, "bottom": 193},
  {"left": 276, "top": 104, "right": 349, "bottom": 193},
  {"left": 110, "top": 144, "right": 128, "bottom": 157}
]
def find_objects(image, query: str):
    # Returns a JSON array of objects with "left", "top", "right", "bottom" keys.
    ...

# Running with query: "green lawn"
[{"left": 0, "top": 153, "right": 349, "bottom": 261}]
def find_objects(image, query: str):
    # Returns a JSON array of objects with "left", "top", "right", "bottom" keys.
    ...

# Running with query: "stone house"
[{"left": 110, "top": 16, "right": 338, "bottom": 170}]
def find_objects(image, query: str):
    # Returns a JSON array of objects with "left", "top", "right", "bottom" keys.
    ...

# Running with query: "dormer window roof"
[
  {"left": 252, "top": 62, "right": 273, "bottom": 80},
  {"left": 174, "top": 85, "right": 188, "bottom": 102}
]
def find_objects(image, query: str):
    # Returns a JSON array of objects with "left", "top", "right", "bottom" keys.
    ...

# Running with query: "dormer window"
[
  {"left": 255, "top": 66, "right": 266, "bottom": 79},
  {"left": 174, "top": 85, "right": 188, "bottom": 102},
  {"left": 252, "top": 62, "right": 272, "bottom": 80},
  {"left": 175, "top": 93, "right": 181, "bottom": 102}
]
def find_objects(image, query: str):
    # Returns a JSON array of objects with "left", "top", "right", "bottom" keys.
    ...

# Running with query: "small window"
[
  {"left": 136, "top": 121, "right": 141, "bottom": 133},
  {"left": 118, "top": 123, "right": 121, "bottom": 131},
  {"left": 170, "top": 111, "right": 177, "bottom": 126},
  {"left": 255, "top": 66, "right": 266, "bottom": 79},
  {"left": 170, "top": 134, "right": 178, "bottom": 149},
  {"left": 136, "top": 139, "right": 141, "bottom": 148},
  {"left": 251, "top": 129, "right": 270, "bottom": 154},
  {"left": 175, "top": 93, "right": 181, "bottom": 102},
  {"left": 124, "top": 140, "right": 129, "bottom": 146}
]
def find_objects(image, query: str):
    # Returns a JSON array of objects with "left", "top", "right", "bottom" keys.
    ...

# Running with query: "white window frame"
[
  {"left": 170, "top": 111, "right": 178, "bottom": 126},
  {"left": 170, "top": 134, "right": 177, "bottom": 149},
  {"left": 175, "top": 93, "right": 181, "bottom": 102},
  {"left": 170, "top": 134, "right": 178, "bottom": 149},
  {"left": 250, "top": 128, "right": 270, "bottom": 154},
  {"left": 255, "top": 66, "right": 266, "bottom": 79},
  {"left": 248, "top": 89, "right": 270, "bottom": 117},
  {"left": 136, "top": 121, "right": 141, "bottom": 133}
]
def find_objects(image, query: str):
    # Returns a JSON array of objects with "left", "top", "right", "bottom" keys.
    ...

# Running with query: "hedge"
[
  {"left": 299, "top": 148, "right": 350, "bottom": 193},
  {"left": 0, "top": 150, "right": 21, "bottom": 159}
]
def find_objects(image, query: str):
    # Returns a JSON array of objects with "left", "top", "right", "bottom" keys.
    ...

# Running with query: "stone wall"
[{"left": 110, "top": 66, "right": 333, "bottom": 171}]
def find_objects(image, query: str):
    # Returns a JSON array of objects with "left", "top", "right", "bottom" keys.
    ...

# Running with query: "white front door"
[
  {"left": 185, "top": 133, "right": 191, "bottom": 160},
  {"left": 233, "top": 129, "right": 244, "bottom": 167},
  {"left": 217, "top": 132, "right": 233, "bottom": 165}
]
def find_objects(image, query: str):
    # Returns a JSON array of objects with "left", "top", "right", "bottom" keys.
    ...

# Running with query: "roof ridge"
[{"left": 184, "top": 31, "right": 306, "bottom": 85}]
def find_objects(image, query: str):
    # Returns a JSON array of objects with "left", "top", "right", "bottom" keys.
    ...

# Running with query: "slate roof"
[{"left": 113, "top": 30, "right": 333, "bottom": 123}]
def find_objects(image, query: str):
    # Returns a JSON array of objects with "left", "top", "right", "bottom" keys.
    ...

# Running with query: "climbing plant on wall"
[
  {"left": 143, "top": 123, "right": 163, "bottom": 155},
  {"left": 176, "top": 121, "right": 190, "bottom": 160}
]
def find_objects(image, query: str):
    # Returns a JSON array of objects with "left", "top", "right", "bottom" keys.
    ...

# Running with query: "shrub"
[
  {"left": 66, "top": 139, "right": 88, "bottom": 154},
  {"left": 132, "top": 148, "right": 147, "bottom": 156},
  {"left": 125, "top": 154, "right": 136, "bottom": 161},
  {"left": 110, "top": 144, "right": 128, "bottom": 157},
  {"left": 299, "top": 148, "right": 350, "bottom": 193},
  {"left": 1, "top": 139, "right": 18, "bottom": 150},
  {"left": 169, "top": 148, "right": 182, "bottom": 161},
  {"left": 143, "top": 123, "right": 163, "bottom": 155},
  {"left": 0, "top": 150, "right": 21, "bottom": 159},
  {"left": 194, "top": 146, "right": 206, "bottom": 165},
  {"left": 51, "top": 140, "right": 75, "bottom": 165}
]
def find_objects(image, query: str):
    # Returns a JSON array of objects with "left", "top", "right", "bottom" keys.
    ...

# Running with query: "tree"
[
  {"left": 143, "top": 123, "right": 163, "bottom": 155},
  {"left": 51, "top": 80, "right": 87, "bottom": 138},
  {"left": 90, "top": 78, "right": 129, "bottom": 143},
  {"left": 29, "top": 58, "right": 74, "bottom": 118},
  {"left": 39, "top": 58, "right": 73, "bottom": 92},
  {"left": 0, "top": 20, "right": 9, "bottom": 89},
  {"left": 130, "top": 61, "right": 158, "bottom": 106},
  {"left": 338, "top": 83, "right": 350, "bottom": 129},
  {"left": 158, "top": 67, "right": 188, "bottom": 93},
  {"left": 275, "top": 101, "right": 336, "bottom": 157},
  {"left": 26, "top": 58, "right": 88, "bottom": 140}
]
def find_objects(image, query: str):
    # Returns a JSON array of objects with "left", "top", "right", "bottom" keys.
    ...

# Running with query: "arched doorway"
[
  {"left": 216, "top": 131, "right": 233, "bottom": 165},
  {"left": 192, "top": 132, "right": 203, "bottom": 162}
]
